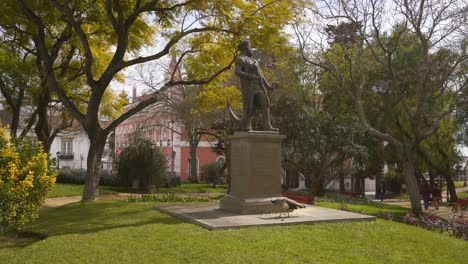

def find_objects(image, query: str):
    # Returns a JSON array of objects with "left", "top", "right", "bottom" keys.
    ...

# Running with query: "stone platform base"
[{"left": 154, "top": 203, "right": 375, "bottom": 230}]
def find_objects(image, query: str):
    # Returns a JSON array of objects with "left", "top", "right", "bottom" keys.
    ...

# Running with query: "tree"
[
  {"left": 0, "top": 39, "right": 38, "bottom": 140},
  {"left": 2, "top": 0, "right": 308, "bottom": 200},
  {"left": 118, "top": 90, "right": 130, "bottom": 107},
  {"left": 116, "top": 130, "right": 167, "bottom": 192},
  {"left": 417, "top": 118, "right": 461, "bottom": 202},
  {"left": 274, "top": 94, "right": 367, "bottom": 195},
  {"left": 137, "top": 57, "right": 241, "bottom": 183},
  {"left": 254, "top": 42, "right": 370, "bottom": 195},
  {"left": 0, "top": 9, "right": 79, "bottom": 152},
  {"left": 297, "top": 0, "right": 467, "bottom": 215}
]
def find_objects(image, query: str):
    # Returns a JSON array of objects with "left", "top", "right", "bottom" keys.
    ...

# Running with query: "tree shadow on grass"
[
  {"left": 0, "top": 232, "right": 47, "bottom": 253},
  {"left": 25, "top": 200, "right": 187, "bottom": 238}
]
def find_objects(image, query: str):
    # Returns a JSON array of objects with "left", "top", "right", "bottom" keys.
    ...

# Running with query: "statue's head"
[{"left": 238, "top": 40, "right": 253, "bottom": 56}]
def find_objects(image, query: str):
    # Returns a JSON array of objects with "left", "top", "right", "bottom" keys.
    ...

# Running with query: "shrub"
[
  {"left": 376, "top": 211, "right": 394, "bottom": 221},
  {"left": 56, "top": 169, "right": 118, "bottom": 186},
  {"left": 201, "top": 162, "right": 223, "bottom": 186},
  {"left": 0, "top": 128, "right": 56, "bottom": 234},
  {"left": 99, "top": 170, "right": 119, "bottom": 186},
  {"left": 116, "top": 132, "right": 167, "bottom": 192},
  {"left": 56, "top": 168, "right": 85, "bottom": 184},
  {"left": 384, "top": 168, "right": 404, "bottom": 193},
  {"left": 163, "top": 173, "right": 181, "bottom": 188},
  {"left": 318, "top": 191, "right": 374, "bottom": 205}
]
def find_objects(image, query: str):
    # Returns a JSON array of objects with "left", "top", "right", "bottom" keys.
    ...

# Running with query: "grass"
[
  {"left": 47, "top": 184, "right": 120, "bottom": 198},
  {"left": 441, "top": 181, "right": 465, "bottom": 191},
  {"left": 48, "top": 183, "right": 227, "bottom": 198},
  {"left": 458, "top": 191, "right": 468, "bottom": 199},
  {"left": 316, "top": 201, "right": 411, "bottom": 221},
  {"left": 1, "top": 200, "right": 467, "bottom": 263}
]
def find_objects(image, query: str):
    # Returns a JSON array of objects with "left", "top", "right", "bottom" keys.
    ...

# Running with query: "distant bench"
[
  {"left": 456, "top": 198, "right": 468, "bottom": 209},
  {"left": 282, "top": 192, "right": 314, "bottom": 205},
  {"left": 449, "top": 198, "right": 468, "bottom": 212},
  {"left": 342, "top": 192, "right": 360, "bottom": 197}
]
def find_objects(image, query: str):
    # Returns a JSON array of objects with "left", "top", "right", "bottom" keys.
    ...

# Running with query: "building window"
[{"left": 60, "top": 138, "right": 74, "bottom": 160}]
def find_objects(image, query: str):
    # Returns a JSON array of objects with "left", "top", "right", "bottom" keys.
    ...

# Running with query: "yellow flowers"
[{"left": 0, "top": 127, "right": 56, "bottom": 234}]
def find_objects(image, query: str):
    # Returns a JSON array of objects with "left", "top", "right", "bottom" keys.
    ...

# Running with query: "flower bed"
[{"left": 403, "top": 212, "right": 468, "bottom": 240}]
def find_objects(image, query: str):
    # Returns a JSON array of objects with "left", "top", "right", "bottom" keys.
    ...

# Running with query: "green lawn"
[
  {"left": 1, "top": 200, "right": 467, "bottom": 263},
  {"left": 317, "top": 201, "right": 411, "bottom": 221},
  {"left": 458, "top": 191, "right": 468, "bottom": 199},
  {"left": 47, "top": 183, "right": 227, "bottom": 198},
  {"left": 441, "top": 181, "right": 465, "bottom": 191},
  {"left": 47, "top": 184, "right": 120, "bottom": 198}
]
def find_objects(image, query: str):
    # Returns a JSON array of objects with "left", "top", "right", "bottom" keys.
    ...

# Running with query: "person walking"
[
  {"left": 421, "top": 184, "right": 431, "bottom": 210},
  {"left": 378, "top": 182, "right": 385, "bottom": 202},
  {"left": 432, "top": 184, "right": 442, "bottom": 210}
]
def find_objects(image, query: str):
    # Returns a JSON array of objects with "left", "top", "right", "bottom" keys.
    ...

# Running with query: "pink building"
[{"left": 115, "top": 84, "right": 223, "bottom": 182}]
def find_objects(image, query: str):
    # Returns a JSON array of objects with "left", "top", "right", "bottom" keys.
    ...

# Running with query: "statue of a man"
[{"left": 234, "top": 40, "right": 277, "bottom": 131}]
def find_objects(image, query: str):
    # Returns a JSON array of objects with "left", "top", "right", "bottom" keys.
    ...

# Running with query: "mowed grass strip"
[
  {"left": 317, "top": 201, "right": 411, "bottom": 221},
  {"left": 1, "top": 200, "right": 466, "bottom": 264},
  {"left": 47, "top": 183, "right": 227, "bottom": 198},
  {"left": 47, "top": 184, "right": 120, "bottom": 198}
]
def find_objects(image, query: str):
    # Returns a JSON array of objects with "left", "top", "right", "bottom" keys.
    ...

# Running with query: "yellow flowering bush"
[{"left": 0, "top": 128, "right": 56, "bottom": 234}]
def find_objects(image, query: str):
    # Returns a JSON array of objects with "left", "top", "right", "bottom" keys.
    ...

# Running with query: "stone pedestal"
[{"left": 220, "top": 131, "right": 286, "bottom": 214}]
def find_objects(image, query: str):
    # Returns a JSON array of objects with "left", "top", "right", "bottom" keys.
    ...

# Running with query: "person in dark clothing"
[
  {"left": 432, "top": 184, "right": 442, "bottom": 210},
  {"left": 421, "top": 184, "right": 431, "bottom": 210},
  {"left": 378, "top": 182, "right": 385, "bottom": 202}
]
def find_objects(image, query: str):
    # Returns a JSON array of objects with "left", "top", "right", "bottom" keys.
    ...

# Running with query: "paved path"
[
  {"left": 381, "top": 187, "right": 467, "bottom": 221},
  {"left": 381, "top": 199, "right": 460, "bottom": 220}
]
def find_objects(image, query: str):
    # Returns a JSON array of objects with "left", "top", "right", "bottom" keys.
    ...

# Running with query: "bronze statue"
[{"left": 228, "top": 40, "right": 277, "bottom": 131}]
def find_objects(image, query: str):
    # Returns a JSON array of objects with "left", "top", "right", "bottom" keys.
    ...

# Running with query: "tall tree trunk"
[
  {"left": 374, "top": 163, "right": 384, "bottom": 196},
  {"left": 305, "top": 171, "right": 312, "bottom": 193},
  {"left": 339, "top": 173, "right": 345, "bottom": 193},
  {"left": 189, "top": 140, "right": 198, "bottom": 183},
  {"left": 428, "top": 169, "right": 436, "bottom": 186},
  {"left": 353, "top": 173, "right": 361, "bottom": 195},
  {"left": 314, "top": 174, "right": 324, "bottom": 196},
  {"left": 82, "top": 135, "right": 106, "bottom": 201},
  {"left": 10, "top": 108, "right": 20, "bottom": 139},
  {"left": 35, "top": 88, "right": 52, "bottom": 152},
  {"left": 444, "top": 171, "right": 458, "bottom": 203},
  {"left": 401, "top": 147, "right": 422, "bottom": 216},
  {"left": 316, "top": 155, "right": 329, "bottom": 195},
  {"left": 375, "top": 141, "right": 384, "bottom": 197}
]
